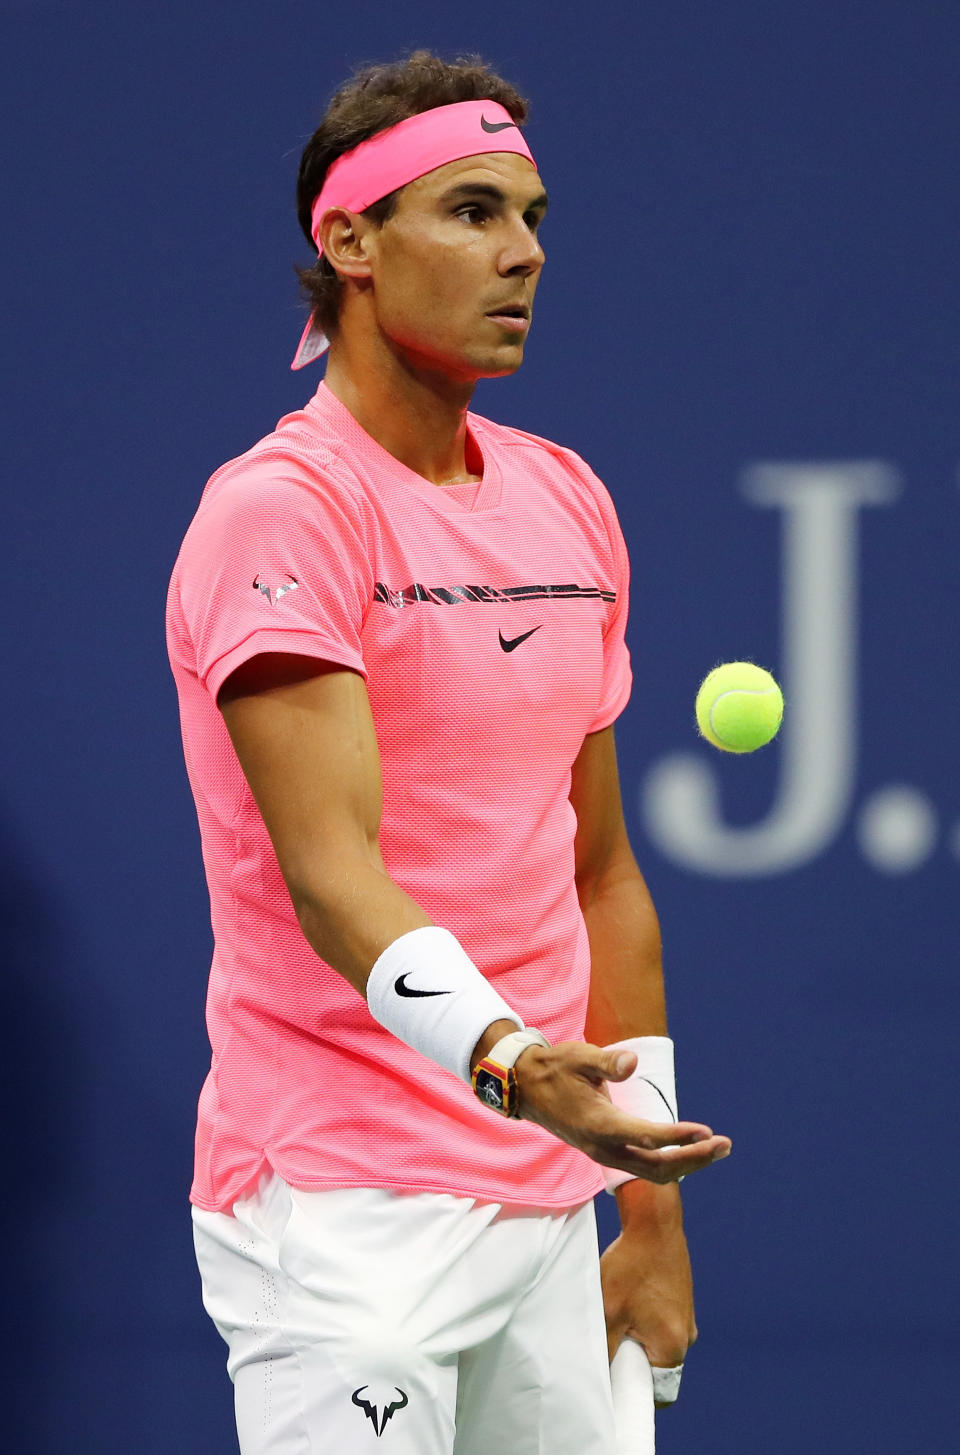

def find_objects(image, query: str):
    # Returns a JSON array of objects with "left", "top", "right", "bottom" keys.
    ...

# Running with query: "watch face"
[{"left": 475, "top": 1068, "right": 505, "bottom": 1110}]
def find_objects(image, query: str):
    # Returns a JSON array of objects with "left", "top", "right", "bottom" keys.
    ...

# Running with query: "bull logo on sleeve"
[{"left": 252, "top": 574, "right": 299, "bottom": 606}]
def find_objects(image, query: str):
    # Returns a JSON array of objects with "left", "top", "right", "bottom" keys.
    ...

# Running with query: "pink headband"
[{"left": 291, "top": 99, "right": 537, "bottom": 369}]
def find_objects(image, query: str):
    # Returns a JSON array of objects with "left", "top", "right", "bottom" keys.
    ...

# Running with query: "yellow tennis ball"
[{"left": 695, "top": 662, "right": 784, "bottom": 753}]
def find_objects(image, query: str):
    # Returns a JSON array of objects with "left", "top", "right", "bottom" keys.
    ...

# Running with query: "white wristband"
[
  {"left": 602, "top": 1036, "right": 678, "bottom": 1194},
  {"left": 366, "top": 926, "right": 523, "bottom": 1084}
]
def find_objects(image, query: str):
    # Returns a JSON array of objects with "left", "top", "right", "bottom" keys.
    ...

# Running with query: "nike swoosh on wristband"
[
  {"left": 499, "top": 625, "right": 543, "bottom": 652},
  {"left": 394, "top": 973, "right": 452, "bottom": 998},
  {"left": 639, "top": 1077, "right": 679, "bottom": 1122},
  {"left": 480, "top": 116, "right": 520, "bottom": 133}
]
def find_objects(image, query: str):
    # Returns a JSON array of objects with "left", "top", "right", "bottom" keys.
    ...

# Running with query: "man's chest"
[{"left": 359, "top": 509, "right": 617, "bottom": 754}]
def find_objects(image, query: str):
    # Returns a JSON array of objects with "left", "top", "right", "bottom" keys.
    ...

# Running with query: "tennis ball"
[{"left": 695, "top": 662, "right": 784, "bottom": 753}]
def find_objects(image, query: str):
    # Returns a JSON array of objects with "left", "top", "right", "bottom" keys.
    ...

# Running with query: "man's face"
[{"left": 361, "top": 152, "right": 548, "bottom": 381}]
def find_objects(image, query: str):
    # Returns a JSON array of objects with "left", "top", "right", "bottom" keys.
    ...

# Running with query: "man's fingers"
[
  {"left": 630, "top": 1119, "right": 717, "bottom": 1148},
  {"left": 657, "top": 1133, "right": 732, "bottom": 1160},
  {"left": 581, "top": 1095, "right": 732, "bottom": 1176},
  {"left": 571, "top": 1049, "right": 731, "bottom": 1159},
  {"left": 602, "top": 1107, "right": 724, "bottom": 1150},
  {"left": 514, "top": 1042, "right": 731, "bottom": 1182},
  {"left": 601, "top": 1047, "right": 638, "bottom": 1081},
  {"left": 600, "top": 1133, "right": 731, "bottom": 1181},
  {"left": 562, "top": 1042, "right": 641, "bottom": 1085}
]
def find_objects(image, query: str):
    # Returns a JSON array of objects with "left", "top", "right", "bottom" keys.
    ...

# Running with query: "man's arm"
[
  {"left": 219, "top": 652, "right": 432, "bottom": 981},
  {"left": 572, "top": 726, "right": 668, "bottom": 1044},
  {"left": 571, "top": 725, "right": 729, "bottom": 1373},
  {"left": 219, "top": 655, "right": 728, "bottom": 1180}
]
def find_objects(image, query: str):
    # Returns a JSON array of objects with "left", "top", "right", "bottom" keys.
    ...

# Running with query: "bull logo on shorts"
[{"left": 351, "top": 1385, "right": 409, "bottom": 1436}]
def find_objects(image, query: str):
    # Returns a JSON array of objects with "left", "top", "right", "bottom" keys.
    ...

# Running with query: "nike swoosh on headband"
[
  {"left": 480, "top": 116, "right": 520, "bottom": 133},
  {"left": 293, "top": 101, "right": 536, "bottom": 370}
]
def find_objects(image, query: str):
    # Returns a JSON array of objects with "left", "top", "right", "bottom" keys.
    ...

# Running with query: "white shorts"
[{"left": 192, "top": 1170, "right": 616, "bottom": 1454}]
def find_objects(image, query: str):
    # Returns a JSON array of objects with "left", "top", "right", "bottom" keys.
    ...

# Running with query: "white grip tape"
[
  {"left": 651, "top": 1365, "right": 684, "bottom": 1404},
  {"left": 366, "top": 926, "right": 523, "bottom": 1084},
  {"left": 610, "top": 1338, "right": 655, "bottom": 1451},
  {"left": 611, "top": 1339, "right": 684, "bottom": 1451},
  {"left": 603, "top": 1036, "right": 678, "bottom": 1194}
]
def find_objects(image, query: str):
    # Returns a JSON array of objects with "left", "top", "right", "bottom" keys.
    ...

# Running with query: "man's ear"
[{"left": 317, "top": 209, "right": 376, "bottom": 280}]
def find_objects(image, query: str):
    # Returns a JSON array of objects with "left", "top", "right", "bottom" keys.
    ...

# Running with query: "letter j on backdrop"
[{"left": 640, "top": 461, "right": 949, "bottom": 878}]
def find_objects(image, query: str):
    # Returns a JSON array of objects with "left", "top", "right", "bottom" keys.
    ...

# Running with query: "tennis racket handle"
[{"left": 610, "top": 1338, "right": 656, "bottom": 1454}]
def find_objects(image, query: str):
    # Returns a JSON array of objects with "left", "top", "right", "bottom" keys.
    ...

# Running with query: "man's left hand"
[{"left": 600, "top": 1180, "right": 696, "bottom": 1404}]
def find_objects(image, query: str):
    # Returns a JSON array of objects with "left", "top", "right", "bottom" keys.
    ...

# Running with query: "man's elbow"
[
  {"left": 283, "top": 849, "right": 380, "bottom": 963},
  {"left": 574, "top": 839, "right": 642, "bottom": 908}
]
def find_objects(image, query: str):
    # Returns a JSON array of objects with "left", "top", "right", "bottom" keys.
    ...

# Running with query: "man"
[{"left": 167, "top": 49, "right": 730, "bottom": 1455}]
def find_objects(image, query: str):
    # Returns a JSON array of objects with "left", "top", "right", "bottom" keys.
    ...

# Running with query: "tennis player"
[{"left": 167, "top": 49, "right": 731, "bottom": 1454}]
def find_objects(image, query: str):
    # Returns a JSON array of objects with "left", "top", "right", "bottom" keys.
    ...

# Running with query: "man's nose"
[{"left": 499, "top": 218, "right": 545, "bottom": 274}]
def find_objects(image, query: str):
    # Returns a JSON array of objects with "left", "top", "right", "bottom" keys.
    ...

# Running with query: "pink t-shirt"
[{"left": 167, "top": 381, "right": 632, "bottom": 1212}]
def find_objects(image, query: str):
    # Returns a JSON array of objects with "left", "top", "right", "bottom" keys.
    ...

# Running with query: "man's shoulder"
[
  {"left": 195, "top": 405, "right": 360, "bottom": 518},
  {"left": 470, "top": 410, "right": 585, "bottom": 466},
  {"left": 470, "top": 411, "right": 614, "bottom": 507}
]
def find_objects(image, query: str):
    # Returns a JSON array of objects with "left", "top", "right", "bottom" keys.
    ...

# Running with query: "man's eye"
[{"left": 456, "top": 205, "right": 488, "bottom": 222}]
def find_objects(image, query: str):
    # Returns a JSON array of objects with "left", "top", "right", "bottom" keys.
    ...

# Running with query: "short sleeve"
[
  {"left": 563, "top": 451, "right": 633, "bottom": 734},
  {"left": 170, "top": 455, "right": 374, "bottom": 701},
  {"left": 590, "top": 499, "right": 632, "bottom": 732}
]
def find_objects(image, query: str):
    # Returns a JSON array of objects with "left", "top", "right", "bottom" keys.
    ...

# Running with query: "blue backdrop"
[{"left": 4, "top": 2, "right": 957, "bottom": 1450}]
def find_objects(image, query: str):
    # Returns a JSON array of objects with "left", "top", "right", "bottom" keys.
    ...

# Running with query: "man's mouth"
[
  {"left": 485, "top": 303, "right": 531, "bottom": 332},
  {"left": 486, "top": 303, "right": 530, "bottom": 319}
]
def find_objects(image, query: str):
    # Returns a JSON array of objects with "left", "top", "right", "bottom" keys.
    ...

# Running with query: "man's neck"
[{"left": 322, "top": 335, "right": 484, "bottom": 488}]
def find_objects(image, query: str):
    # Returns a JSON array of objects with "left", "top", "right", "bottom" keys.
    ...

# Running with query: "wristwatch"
[{"left": 472, "top": 1029, "right": 550, "bottom": 1118}]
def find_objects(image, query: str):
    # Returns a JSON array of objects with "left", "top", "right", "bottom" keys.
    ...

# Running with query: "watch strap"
[{"left": 483, "top": 1028, "right": 550, "bottom": 1068}]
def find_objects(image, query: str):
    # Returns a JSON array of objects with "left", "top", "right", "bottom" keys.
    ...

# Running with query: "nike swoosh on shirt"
[
  {"left": 499, "top": 626, "right": 543, "bottom": 652},
  {"left": 394, "top": 974, "right": 452, "bottom": 998},
  {"left": 480, "top": 116, "right": 520, "bottom": 133}
]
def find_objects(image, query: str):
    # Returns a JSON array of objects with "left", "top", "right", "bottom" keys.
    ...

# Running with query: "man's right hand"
[{"left": 514, "top": 1042, "right": 731, "bottom": 1184}]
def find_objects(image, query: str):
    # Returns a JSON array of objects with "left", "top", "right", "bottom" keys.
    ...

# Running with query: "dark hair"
[{"left": 295, "top": 49, "right": 530, "bottom": 342}]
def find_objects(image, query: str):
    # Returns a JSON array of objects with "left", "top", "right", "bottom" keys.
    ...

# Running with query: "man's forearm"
[
  {"left": 580, "top": 861, "right": 684, "bottom": 1226},
  {"left": 292, "top": 856, "right": 433, "bottom": 994},
  {"left": 293, "top": 863, "right": 516, "bottom": 1075},
  {"left": 581, "top": 860, "right": 668, "bottom": 1045}
]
